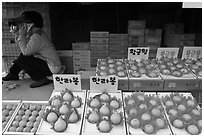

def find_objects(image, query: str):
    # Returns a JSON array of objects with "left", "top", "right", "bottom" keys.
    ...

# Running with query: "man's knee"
[{"left": 15, "top": 53, "right": 33, "bottom": 64}]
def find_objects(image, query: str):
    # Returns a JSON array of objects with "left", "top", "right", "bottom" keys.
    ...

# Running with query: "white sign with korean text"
[
  {"left": 156, "top": 48, "right": 179, "bottom": 59},
  {"left": 53, "top": 74, "right": 81, "bottom": 91},
  {"left": 128, "top": 47, "right": 149, "bottom": 61},
  {"left": 90, "top": 75, "right": 118, "bottom": 92},
  {"left": 182, "top": 47, "right": 202, "bottom": 60}
]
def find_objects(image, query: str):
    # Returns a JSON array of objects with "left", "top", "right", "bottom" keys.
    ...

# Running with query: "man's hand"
[{"left": 19, "top": 24, "right": 27, "bottom": 36}]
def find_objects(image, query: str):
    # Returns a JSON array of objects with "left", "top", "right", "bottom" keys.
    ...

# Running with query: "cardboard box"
[
  {"left": 109, "top": 49, "right": 128, "bottom": 55},
  {"left": 72, "top": 42, "right": 90, "bottom": 50},
  {"left": 109, "top": 41, "right": 128, "bottom": 46},
  {"left": 91, "top": 44, "right": 109, "bottom": 51},
  {"left": 90, "top": 51, "right": 109, "bottom": 57},
  {"left": 90, "top": 31, "right": 109, "bottom": 38},
  {"left": 128, "top": 36, "right": 145, "bottom": 44},
  {"left": 128, "top": 28, "right": 145, "bottom": 36},
  {"left": 109, "top": 45, "right": 128, "bottom": 50},
  {"left": 90, "top": 37, "right": 109, "bottom": 44},
  {"left": 72, "top": 50, "right": 90, "bottom": 57},
  {"left": 128, "top": 20, "right": 146, "bottom": 28},
  {"left": 145, "top": 36, "right": 161, "bottom": 45},
  {"left": 73, "top": 58, "right": 90, "bottom": 65},
  {"left": 109, "top": 34, "right": 128, "bottom": 41},
  {"left": 145, "top": 29, "right": 162, "bottom": 36}
]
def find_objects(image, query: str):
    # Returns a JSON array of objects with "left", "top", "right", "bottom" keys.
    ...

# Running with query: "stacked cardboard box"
[
  {"left": 90, "top": 31, "right": 109, "bottom": 67},
  {"left": 144, "top": 29, "right": 162, "bottom": 59},
  {"left": 128, "top": 20, "right": 146, "bottom": 47},
  {"left": 72, "top": 42, "right": 92, "bottom": 73},
  {"left": 109, "top": 34, "right": 128, "bottom": 59}
]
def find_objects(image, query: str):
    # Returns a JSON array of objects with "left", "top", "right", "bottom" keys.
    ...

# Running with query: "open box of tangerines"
[
  {"left": 3, "top": 101, "right": 48, "bottom": 135},
  {"left": 81, "top": 90, "right": 126, "bottom": 135},
  {"left": 36, "top": 89, "right": 86, "bottom": 135}
]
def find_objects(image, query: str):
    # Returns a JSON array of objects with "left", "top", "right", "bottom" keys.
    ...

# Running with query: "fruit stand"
[{"left": 2, "top": 56, "right": 202, "bottom": 135}]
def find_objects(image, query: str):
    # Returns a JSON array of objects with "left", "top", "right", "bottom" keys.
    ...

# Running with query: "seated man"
[{"left": 3, "top": 10, "right": 62, "bottom": 88}]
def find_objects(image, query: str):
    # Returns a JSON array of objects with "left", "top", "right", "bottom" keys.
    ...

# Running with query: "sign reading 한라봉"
[
  {"left": 90, "top": 75, "right": 118, "bottom": 92},
  {"left": 53, "top": 74, "right": 81, "bottom": 91},
  {"left": 128, "top": 47, "right": 149, "bottom": 61},
  {"left": 182, "top": 47, "right": 202, "bottom": 60},
  {"left": 156, "top": 48, "right": 179, "bottom": 59}
]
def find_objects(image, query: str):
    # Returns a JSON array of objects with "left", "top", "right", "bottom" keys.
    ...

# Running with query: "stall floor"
[{"left": 2, "top": 78, "right": 54, "bottom": 101}]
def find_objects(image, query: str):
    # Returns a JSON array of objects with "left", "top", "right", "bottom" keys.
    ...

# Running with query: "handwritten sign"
[
  {"left": 53, "top": 74, "right": 81, "bottom": 91},
  {"left": 182, "top": 47, "right": 202, "bottom": 60},
  {"left": 128, "top": 47, "right": 149, "bottom": 61},
  {"left": 90, "top": 75, "right": 118, "bottom": 92},
  {"left": 156, "top": 48, "right": 179, "bottom": 59}
]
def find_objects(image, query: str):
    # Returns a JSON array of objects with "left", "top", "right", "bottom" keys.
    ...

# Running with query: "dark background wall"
[{"left": 49, "top": 2, "right": 202, "bottom": 50}]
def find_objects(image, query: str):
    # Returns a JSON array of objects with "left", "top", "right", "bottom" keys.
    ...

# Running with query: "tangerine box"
[
  {"left": 3, "top": 101, "right": 48, "bottom": 135},
  {"left": 81, "top": 91, "right": 126, "bottom": 135},
  {"left": 2, "top": 100, "right": 21, "bottom": 134},
  {"left": 123, "top": 92, "right": 172, "bottom": 135},
  {"left": 36, "top": 90, "right": 86, "bottom": 135},
  {"left": 157, "top": 92, "right": 202, "bottom": 135}
]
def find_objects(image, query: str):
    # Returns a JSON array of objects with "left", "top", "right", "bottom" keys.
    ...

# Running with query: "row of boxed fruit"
[
  {"left": 2, "top": 90, "right": 201, "bottom": 135},
  {"left": 96, "top": 58, "right": 202, "bottom": 79},
  {"left": 96, "top": 58, "right": 202, "bottom": 91}
]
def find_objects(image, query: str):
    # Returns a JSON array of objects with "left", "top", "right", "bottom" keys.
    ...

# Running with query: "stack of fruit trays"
[
  {"left": 158, "top": 92, "right": 202, "bottom": 135},
  {"left": 82, "top": 91, "right": 126, "bottom": 135},
  {"left": 36, "top": 89, "right": 86, "bottom": 135},
  {"left": 183, "top": 58, "right": 202, "bottom": 78},
  {"left": 152, "top": 58, "right": 195, "bottom": 79},
  {"left": 96, "top": 58, "right": 128, "bottom": 78},
  {"left": 3, "top": 101, "right": 47, "bottom": 135},
  {"left": 123, "top": 92, "right": 172, "bottom": 135},
  {"left": 2, "top": 100, "right": 21, "bottom": 134},
  {"left": 126, "top": 59, "right": 161, "bottom": 79}
]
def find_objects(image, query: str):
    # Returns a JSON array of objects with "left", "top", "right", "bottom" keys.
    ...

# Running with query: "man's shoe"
[
  {"left": 2, "top": 73, "right": 19, "bottom": 81},
  {"left": 29, "top": 78, "right": 51, "bottom": 88}
]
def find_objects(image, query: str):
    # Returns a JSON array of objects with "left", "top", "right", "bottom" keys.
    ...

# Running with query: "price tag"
[
  {"left": 182, "top": 47, "right": 202, "bottom": 60},
  {"left": 53, "top": 74, "right": 81, "bottom": 91},
  {"left": 156, "top": 48, "right": 179, "bottom": 59},
  {"left": 128, "top": 47, "right": 149, "bottom": 61},
  {"left": 90, "top": 75, "right": 118, "bottom": 92}
]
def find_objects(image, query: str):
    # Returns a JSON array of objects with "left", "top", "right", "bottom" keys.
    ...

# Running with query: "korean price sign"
[
  {"left": 182, "top": 47, "right": 202, "bottom": 60},
  {"left": 53, "top": 74, "right": 81, "bottom": 91},
  {"left": 128, "top": 47, "right": 149, "bottom": 61},
  {"left": 156, "top": 48, "right": 179, "bottom": 59},
  {"left": 90, "top": 75, "right": 118, "bottom": 92}
]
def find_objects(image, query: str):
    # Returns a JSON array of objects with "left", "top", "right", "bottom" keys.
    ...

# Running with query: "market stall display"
[
  {"left": 123, "top": 92, "right": 172, "bottom": 135},
  {"left": 82, "top": 91, "right": 126, "bottom": 135},
  {"left": 158, "top": 92, "right": 202, "bottom": 135},
  {"left": 36, "top": 89, "right": 86, "bottom": 135},
  {"left": 152, "top": 58, "right": 199, "bottom": 91},
  {"left": 2, "top": 100, "right": 21, "bottom": 133},
  {"left": 96, "top": 58, "right": 129, "bottom": 90},
  {"left": 126, "top": 59, "right": 163, "bottom": 91},
  {"left": 3, "top": 101, "right": 47, "bottom": 135}
]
